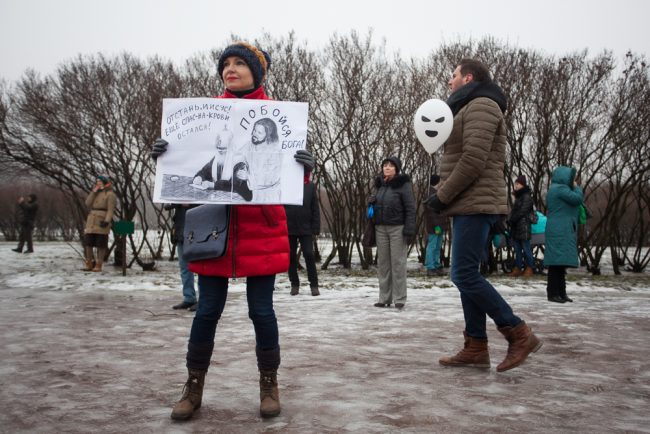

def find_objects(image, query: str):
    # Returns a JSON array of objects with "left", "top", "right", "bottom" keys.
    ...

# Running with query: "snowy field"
[{"left": 1, "top": 241, "right": 649, "bottom": 433}]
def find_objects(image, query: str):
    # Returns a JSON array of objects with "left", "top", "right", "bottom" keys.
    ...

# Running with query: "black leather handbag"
[{"left": 182, "top": 204, "right": 230, "bottom": 262}]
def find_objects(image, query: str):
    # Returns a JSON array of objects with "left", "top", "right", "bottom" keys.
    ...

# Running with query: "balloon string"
[{"left": 428, "top": 153, "right": 435, "bottom": 196}]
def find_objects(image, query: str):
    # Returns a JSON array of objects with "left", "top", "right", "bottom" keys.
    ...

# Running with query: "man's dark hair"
[
  {"left": 253, "top": 118, "right": 279, "bottom": 143},
  {"left": 458, "top": 58, "right": 491, "bottom": 82}
]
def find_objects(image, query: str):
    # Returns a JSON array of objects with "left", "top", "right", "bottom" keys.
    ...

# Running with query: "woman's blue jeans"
[
  {"left": 187, "top": 274, "right": 279, "bottom": 369},
  {"left": 513, "top": 239, "right": 535, "bottom": 270},
  {"left": 176, "top": 243, "right": 197, "bottom": 304},
  {"left": 450, "top": 215, "right": 522, "bottom": 339}
]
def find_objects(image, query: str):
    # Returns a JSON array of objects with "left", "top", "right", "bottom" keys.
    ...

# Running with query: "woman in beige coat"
[{"left": 83, "top": 175, "right": 116, "bottom": 272}]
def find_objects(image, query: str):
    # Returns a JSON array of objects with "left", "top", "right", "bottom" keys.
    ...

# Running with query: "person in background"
[
  {"left": 243, "top": 117, "right": 282, "bottom": 202},
  {"left": 285, "top": 168, "right": 321, "bottom": 296},
  {"left": 192, "top": 126, "right": 253, "bottom": 201},
  {"left": 424, "top": 175, "right": 448, "bottom": 276},
  {"left": 150, "top": 41, "right": 314, "bottom": 421},
  {"left": 369, "top": 156, "right": 416, "bottom": 310},
  {"left": 83, "top": 175, "right": 116, "bottom": 272},
  {"left": 12, "top": 194, "right": 39, "bottom": 254},
  {"left": 544, "top": 166, "right": 584, "bottom": 303},
  {"left": 507, "top": 175, "right": 535, "bottom": 277},
  {"left": 166, "top": 204, "right": 199, "bottom": 311},
  {"left": 427, "top": 58, "right": 542, "bottom": 372}
]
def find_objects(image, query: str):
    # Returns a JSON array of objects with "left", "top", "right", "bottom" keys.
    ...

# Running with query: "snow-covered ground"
[{"left": 1, "top": 242, "right": 649, "bottom": 433}]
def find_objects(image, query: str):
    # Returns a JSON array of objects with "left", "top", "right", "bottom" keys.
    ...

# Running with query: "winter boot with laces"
[
  {"left": 496, "top": 321, "right": 543, "bottom": 372},
  {"left": 170, "top": 368, "right": 207, "bottom": 420},
  {"left": 256, "top": 347, "right": 281, "bottom": 417},
  {"left": 259, "top": 369, "right": 281, "bottom": 417},
  {"left": 439, "top": 331, "right": 490, "bottom": 368}
]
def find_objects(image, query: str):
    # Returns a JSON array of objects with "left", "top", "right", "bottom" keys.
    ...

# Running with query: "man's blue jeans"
[
  {"left": 177, "top": 243, "right": 197, "bottom": 304},
  {"left": 513, "top": 239, "right": 535, "bottom": 270},
  {"left": 450, "top": 215, "right": 522, "bottom": 339},
  {"left": 189, "top": 274, "right": 279, "bottom": 350},
  {"left": 425, "top": 232, "right": 444, "bottom": 270}
]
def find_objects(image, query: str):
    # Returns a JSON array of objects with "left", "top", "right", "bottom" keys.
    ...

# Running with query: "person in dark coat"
[
  {"left": 370, "top": 156, "right": 416, "bottom": 310},
  {"left": 284, "top": 169, "right": 320, "bottom": 296},
  {"left": 507, "top": 175, "right": 535, "bottom": 277},
  {"left": 166, "top": 204, "right": 198, "bottom": 311},
  {"left": 192, "top": 127, "right": 253, "bottom": 201},
  {"left": 544, "top": 166, "right": 584, "bottom": 303},
  {"left": 424, "top": 175, "right": 449, "bottom": 276},
  {"left": 12, "top": 194, "right": 38, "bottom": 253}
]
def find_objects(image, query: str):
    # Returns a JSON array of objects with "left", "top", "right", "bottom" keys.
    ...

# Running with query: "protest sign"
[{"left": 153, "top": 98, "right": 309, "bottom": 205}]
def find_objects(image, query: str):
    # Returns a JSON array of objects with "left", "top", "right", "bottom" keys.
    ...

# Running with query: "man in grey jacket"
[{"left": 426, "top": 59, "right": 542, "bottom": 372}]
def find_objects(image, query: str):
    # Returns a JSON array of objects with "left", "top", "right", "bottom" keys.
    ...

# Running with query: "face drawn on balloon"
[
  {"left": 413, "top": 99, "right": 453, "bottom": 154},
  {"left": 421, "top": 115, "right": 447, "bottom": 138}
]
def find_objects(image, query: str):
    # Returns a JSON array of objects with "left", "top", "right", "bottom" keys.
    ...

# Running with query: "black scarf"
[{"left": 446, "top": 80, "right": 508, "bottom": 116}]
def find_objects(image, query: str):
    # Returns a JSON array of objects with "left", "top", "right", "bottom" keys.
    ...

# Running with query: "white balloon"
[{"left": 413, "top": 99, "right": 453, "bottom": 154}]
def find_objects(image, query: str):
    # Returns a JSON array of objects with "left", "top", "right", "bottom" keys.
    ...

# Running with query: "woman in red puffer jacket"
[{"left": 152, "top": 41, "right": 314, "bottom": 421}]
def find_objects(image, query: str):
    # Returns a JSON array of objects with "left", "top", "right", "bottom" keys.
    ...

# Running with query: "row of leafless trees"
[{"left": 1, "top": 32, "right": 648, "bottom": 273}]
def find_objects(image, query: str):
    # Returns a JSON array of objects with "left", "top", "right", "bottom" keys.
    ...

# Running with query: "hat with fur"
[{"left": 217, "top": 42, "right": 272, "bottom": 89}]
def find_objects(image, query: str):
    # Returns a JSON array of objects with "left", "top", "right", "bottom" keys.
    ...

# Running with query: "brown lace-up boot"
[
  {"left": 170, "top": 368, "right": 207, "bottom": 420},
  {"left": 521, "top": 266, "right": 534, "bottom": 277},
  {"left": 256, "top": 347, "right": 281, "bottom": 417},
  {"left": 496, "top": 321, "right": 543, "bottom": 372},
  {"left": 439, "top": 331, "right": 490, "bottom": 368},
  {"left": 259, "top": 370, "right": 281, "bottom": 417},
  {"left": 507, "top": 267, "right": 522, "bottom": 277}
]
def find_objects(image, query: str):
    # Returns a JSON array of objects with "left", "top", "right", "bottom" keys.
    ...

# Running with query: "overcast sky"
[{"left": 1, "top": 0, "right": 648, "bottom": 82}]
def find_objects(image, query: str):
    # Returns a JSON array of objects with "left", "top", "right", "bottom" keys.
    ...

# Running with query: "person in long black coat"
[
  {"left": 284, "top": 169, "right": 321, "bottom": 296},
  {"left": 12, "top": 194, "right": 38, "bottom": 253},
  {"left": 507, "top": 175, "right": 535, "bottom": 277}
]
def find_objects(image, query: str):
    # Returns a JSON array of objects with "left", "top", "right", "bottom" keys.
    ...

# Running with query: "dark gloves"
[
  {"left": 150, "top": 138, "right": 169, "bottom": 161},
  {"left": 294, "top": 149, "right": 315, "bottom": 171},
  {"left": 425, "top": 193, "right": 447, "bottom": 213},
  {"left": 99, "top": 221, "right": 110, "bottom": 228},
  {"left": 404, "top": 234, "right": 416, "bottom": 245}
]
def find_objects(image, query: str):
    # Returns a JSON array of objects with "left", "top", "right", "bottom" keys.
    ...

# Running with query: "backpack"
[{"left": 578, "top": 204, "right": 590, "bottom": 225}]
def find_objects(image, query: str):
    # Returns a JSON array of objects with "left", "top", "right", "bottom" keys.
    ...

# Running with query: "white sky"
[{"left": 1, "top": 0, "right": 649, "bottom": 82}]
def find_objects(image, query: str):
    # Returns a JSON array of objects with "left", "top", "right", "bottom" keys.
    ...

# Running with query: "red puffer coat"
[{"left": 188, "top": 87, "right": 290, "bottom": 277}]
